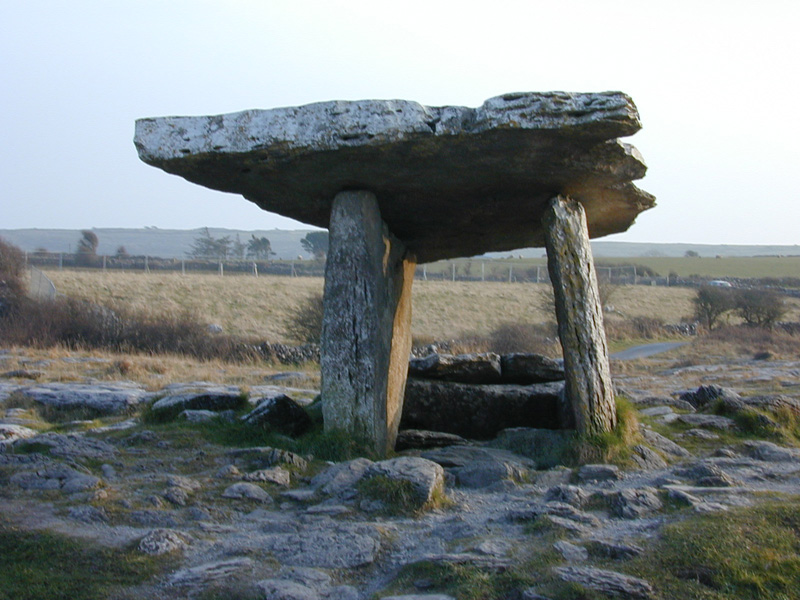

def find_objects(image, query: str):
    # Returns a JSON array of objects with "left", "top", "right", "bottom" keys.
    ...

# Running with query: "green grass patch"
[
  {"left": 0, "top": 520, "right": 167, "bottom": 600},
  {"left": 388, "top": 561, "right": 537, "bottom": 600},
  {"left": 573, "top": 396, "right": 641, "bottom": 466},
  {"left": 625, "top": 500, "right": 800, "bottom": 599}
]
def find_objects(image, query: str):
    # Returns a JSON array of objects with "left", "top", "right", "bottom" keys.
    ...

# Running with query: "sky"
[{"left": 1, "top": 0, "right": 798, "bottom": 246}]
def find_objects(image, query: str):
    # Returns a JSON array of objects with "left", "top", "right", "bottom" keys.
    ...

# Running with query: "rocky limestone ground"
[{"left": 2, "top": 347, "right": 800, "bottom": 599}]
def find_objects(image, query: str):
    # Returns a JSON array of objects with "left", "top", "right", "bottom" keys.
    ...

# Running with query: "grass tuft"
[{"left": 0, "top": 519, "right": 168, "bottom": 600}]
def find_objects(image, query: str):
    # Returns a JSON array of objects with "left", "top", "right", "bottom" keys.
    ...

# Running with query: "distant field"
[
  {"left": 421, "top": 256, "right": 800, "bottom": 280},
  {"left": 41, "top": 269, "right": 765, "bottom": 343}
]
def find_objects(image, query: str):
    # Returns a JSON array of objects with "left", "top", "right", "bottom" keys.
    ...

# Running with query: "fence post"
[
  {"left": 452, "top": 262, "right": 456, "bottom": 282},
  {"left": 59, "top": 253, "right": 63, "bottom": 270},
  {"left": 253, "top": 262, "right": 258, "bottom": 277},
  {"left": 219, "top": 262, "right": 223, "bottom": 276},
  {"left": 508, "top": 265, "right": 513, "bottom": 283},
  {"left": 633, "top": 265, "right": 637, "bottom": 285},
  {"left": 481, "top": 262, "right": 485, "bottom": 282},
  {"left": 181, "top": 259, "right": 185, "bottom": 275},
  {"left": 102, "top": 255, "right": 107, "bottom": 271}
]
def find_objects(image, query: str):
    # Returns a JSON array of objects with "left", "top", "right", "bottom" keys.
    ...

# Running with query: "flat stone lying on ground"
[{"left": 16, "top": 381, "right": 153, "bottom": 415}]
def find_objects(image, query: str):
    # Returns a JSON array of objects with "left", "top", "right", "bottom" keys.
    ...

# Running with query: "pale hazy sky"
[{"left": 1, "top": 0, "right": 798, "bottom": 245}]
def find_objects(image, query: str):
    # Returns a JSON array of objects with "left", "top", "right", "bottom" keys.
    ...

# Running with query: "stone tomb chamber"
[{"left": 135, "top": 91, "right": 655, "bottom": 456}]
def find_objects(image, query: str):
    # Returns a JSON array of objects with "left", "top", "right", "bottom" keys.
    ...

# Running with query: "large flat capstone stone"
[{"left": 135, "top": 92, "right": 653, "bottom": 262}]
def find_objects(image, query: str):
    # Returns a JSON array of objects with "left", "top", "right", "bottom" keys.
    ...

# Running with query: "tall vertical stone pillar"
[
  {"left": 321, "top": 190, "right": 416, "bottom": 456},
  {"left": 543, "top": 195, "right": 616, "bottom": 436}
]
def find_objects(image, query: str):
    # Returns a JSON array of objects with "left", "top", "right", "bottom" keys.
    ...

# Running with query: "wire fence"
[
  {"left": 27, "top": 266, "right": 58, "bottom": 300},
  {"left": 23, "top": 252, "right": 678, "bottom": 286}
]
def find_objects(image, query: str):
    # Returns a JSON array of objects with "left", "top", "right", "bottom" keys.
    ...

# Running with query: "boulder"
[
  {"left": 243, "top": 467, "right": 292, "bottom": 486},
  {"left": 10, "top": 464, "right": 101, "bottom": 493},
  {"left": 500, "top": 353, "right": 565, "bottom": 383},
  {"left": 610, "top": 488, "right": 663, "bottom": 519},
  {"left": 13, "top": 432, "right": 117, "bottom": 459},
  {"left": 138, "top": 529, "right": 189, "bottom": 555},
  {"left": 222, "top": 482, "right": 272, "bottom": 503},
  {"left": 242, "top": 394, "right": 312, "bottom": 437},
  {"left": 679, "top": 385, "right": 740, "bottom": 410},
  {"left": 311, "top": 457, "right": 374, "bottom": 497},
  {"left": 489, "top": 427, "right": 574, "bottom": 469},
  {"left": 421, "top": 446, "right": 534, "bottom": 488},
  {"left": 677, "top": 414, "right": 736, "bottom": 430},
  {"left": 0, "top": 423, "right": 37, "bottom": 447},
  {"left": 394, "top": 429, "right": 469, "bottom": 451},
  {"left": 554, "top": 567, "right": 654, "bottom": 599},
  {"left": 408, "top": 353, "right": 501, "bottom": 383},
  {"left": 364, "top": 456, "right": 445, "bottom": 504},
  {"left": 577, "top": 464, "right": 622, "bottom": 483},
  {"left": 150, "top": 391, "right": 247, "bottom": 420},
  {"left": 402, "top": 379, "right": 565, "bottom": 439}
]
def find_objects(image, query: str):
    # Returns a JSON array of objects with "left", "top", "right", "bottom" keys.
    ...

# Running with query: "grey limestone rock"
[
  {"left": 490, "top": 427, "right": 574, "bottom": 469},
  {"left": 402, "top": 379, "right": 565, "bottom": 439},
  {"left": 610, "top": 488, "right": 663, "bottom": 519},
  {"left": 311, "top": 457, "right": 373, "bottom": 497},
  {"left": 13, "top": 432, "right": 117, "bottom": 459},
  {"left": 554, "top": 566, "right": 654, "bottom": 599},
  {"left": 394, "top": 429, "right": 469, "bottom": 451},
  {"left": 554, "top": 540, "right": 589, "bottom": 561},
  {"left": 243, "top": 466, "right": 292, "bottom": 486},
  {"left": 408, "top": 353, "right": 502, "bottom": 383},
  {"left": 0, "top": 423, "right": 37, "bottom": 446},
  {"left": 679, "top": 385, "right": 740, "bottom": 410},
  {"left": 242, "top": 393, "right": 312, "bottom": 437},
  {"left": 742, "top": 440, "right": 800, "bottom": 462},
  {"left": 168, "top": 558, "right": 255, "bottom": 587},
  {"left": 226, "top": 446, "right": 309, "bottom": 470},
  {"left": 545, "top": 484, "right": 590, "bottom": 507},
  {"left": 421, "top": 446, "right": 533, "bottom": 489},
  {"left": 677, "top": 414, "right": 736, "bottom": 430},
  {"left": 138, "top": 528, "right": 189, "bottom": 555},
  {"left": 150, "top": 391, "right": 246, "bottom": 420},
  {"left": 631, "top": 445, "right": 668, "bottom": 470},
  {"left": 135, "top": 92, "right": 653, "bottom": 263},
  {"left": 640, "top": 428, "right": 691, "bottom": 458},
  {"left": 222, "top": 482, "right": 272, "bottom": 503},
  {"left": 586, "top": 540, "right": 644, "bottom": 560},
  {"left": 19, "top": 381, "right": 152, "bottom": 415},
  {"left": 500, "top": 353, "right": 565, "bottom": 384},
  {"left": 261, "top": 524, "right": 381, "bottom": 568},
  {"left": 10, "top": 464, "right": 101, "bottom": 493},
  {"left": 364, "top": 456, "right": 445, "bottom": 503},
  {"left": 68, "top": 505, "right": 109, "bottom": 523},
  {"left": 577, "top": 464, "right": 622, "bottom": 482}
]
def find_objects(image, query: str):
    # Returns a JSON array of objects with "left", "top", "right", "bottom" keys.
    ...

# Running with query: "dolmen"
[{"left": 135, "top": 92, "right": 654, "bottom": 455}]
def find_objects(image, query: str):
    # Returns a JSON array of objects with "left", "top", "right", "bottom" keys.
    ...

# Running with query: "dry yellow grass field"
[{"left": 40, "top": 269, "right": 784, "bottom": 344}]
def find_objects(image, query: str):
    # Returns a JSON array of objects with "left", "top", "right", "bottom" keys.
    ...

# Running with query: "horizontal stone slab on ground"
[
  {"left": 17, "top": 382, "right": 153, "bottom": 415},
  {"left": 135, "top": 92, "right": 653, "bottom": 262},
  {"left": 402, "top": 379, "right": 565, "bottom": 438}
]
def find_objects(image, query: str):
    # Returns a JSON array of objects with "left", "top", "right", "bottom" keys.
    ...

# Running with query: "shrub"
[
  {"left": 286, "top": 293, "right": 324, "bottom": 343},
  {"left": 0, "top": 295, "right": 258, "bottom": 362},
  {"left": 0, "top": 238, "right": 27, "bottom": 315},
  {"left": 734, "top": 289, "right": 787, "bottom": 328},
  {"left": 693, "top": 285, "right": 735, "bottom": 330},
  {"left": 487, "top": 321, "right": 559, "bottom": 355}
]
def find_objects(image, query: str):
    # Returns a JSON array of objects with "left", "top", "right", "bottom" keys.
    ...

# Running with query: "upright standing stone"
[
  {"left": 544, "top": 196, "right": 616, "bottom": 435},
  {"left": 321, "top": 191, "right": 415, "bottom": 455}
]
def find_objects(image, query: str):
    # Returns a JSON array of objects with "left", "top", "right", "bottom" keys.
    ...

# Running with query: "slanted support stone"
[
  {"left": 321, "top": 190, "right": 416, "bottom": 456},
  {"left": 543, "top": 195, "right": 616, "bottom": 435}
]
